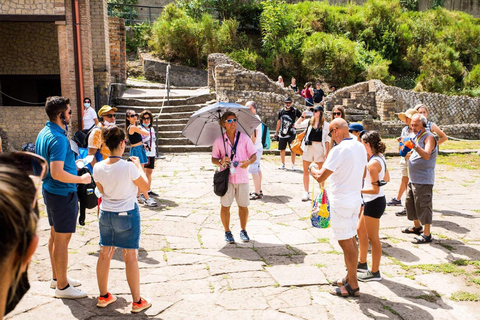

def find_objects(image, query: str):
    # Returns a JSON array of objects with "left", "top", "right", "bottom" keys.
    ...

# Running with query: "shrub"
[
  {"left": 228, "top": 49, "right": 259, "bottom": 70},
  {"left": 464, "top": 64, "right": 480, "bottom": 88},
  {"left": 126, "top": 22, "right": 152, "bottom": 53}
]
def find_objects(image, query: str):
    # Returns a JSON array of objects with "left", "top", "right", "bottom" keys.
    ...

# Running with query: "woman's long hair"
[
  {"left": 125, "top": 109, "right": 137, "bottom": 132},
  {"left": 103, "top": 125, "right": 126, "bottom": 151},
  {"left": 309, "top": 110, "right": 325, "bottom": 128},
  {"left": 331, "top": 106, "right": 346, "bottom": 121}
]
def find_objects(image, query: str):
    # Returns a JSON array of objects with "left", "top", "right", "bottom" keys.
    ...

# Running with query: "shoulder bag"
[{"left": 213, "top": 131, "right": 240, "bottom": 197}]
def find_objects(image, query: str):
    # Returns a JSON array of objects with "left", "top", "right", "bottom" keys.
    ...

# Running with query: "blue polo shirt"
[{"left": 35, "top": 121, "right": 77, "bottom": 196}]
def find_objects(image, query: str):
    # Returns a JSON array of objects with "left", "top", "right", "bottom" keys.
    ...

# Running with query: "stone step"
[
  {"left": 158, "top": 145, "right": 212, "bottom": 153},
  {"left": 156, "top": 118, "right": 190, "bottom": 125},
  {"left": 114, "top": 93, "right": 216, "bottom": 106},
  {"left": 347, "top": 114, "right": 372, "bottom": 122},
  {"left": 158, "top": 137, "right": 191, "bottom": 145},
  {"left": 349, "top": 92, "right": 367, "bottom": 100},
  {"left": 159, "top": 131, "right": 184, "bottom": 138},
  {"left": 115, "top": 104, "right": 206, "bottom": 114},
  {"left": 157, "top": 123, "right": 187, "bottom": 131},
  {"left": 345, "top": 108, "right": 369, "bottom": 115},
  {"left": 157, "top": 111, "right": 195, "bottom": 119}
]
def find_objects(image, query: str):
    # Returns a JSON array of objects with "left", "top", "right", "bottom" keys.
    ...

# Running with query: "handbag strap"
[{"left": 230, "top": 131, "right": 241, "bottom": 160}]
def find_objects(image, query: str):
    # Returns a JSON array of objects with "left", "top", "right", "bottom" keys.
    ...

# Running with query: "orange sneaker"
[
  {"left": 131, "top": 297, "right": 152, "bottom": 313},
  {"left": 96, "top": 292, "right": 117, "bottom": 307}
]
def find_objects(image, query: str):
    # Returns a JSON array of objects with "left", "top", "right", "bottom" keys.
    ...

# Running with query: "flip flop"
[
  {"left": 412, "top": 234, "right": 433, "bottom": 244},
  {"left": 330, "top": 282, "right": 360, "bottom": 297},
  {"left": 402, "top": 226, "right": 423, "bottom": 235}
]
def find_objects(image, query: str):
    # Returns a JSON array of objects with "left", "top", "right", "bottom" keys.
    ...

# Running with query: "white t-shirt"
[
  {"left": 253, "top": 115, "right": 263, "bottom": 150},
  {"left": 141, "top": 125, "right": 156, "bottom": 157},
  {"left": 83, "top": 107, "right": 97, "bottom": 130},
  {"left": 323, "top": 138, "right": 367, "bottom": 208},
  {"left": 93, "top": 159, "right": 141, "bottom": 212}
]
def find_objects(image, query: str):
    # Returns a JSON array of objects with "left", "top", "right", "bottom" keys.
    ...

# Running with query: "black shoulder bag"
[{"left": 213, "top": 131, "right": 240, "bottom": 197}]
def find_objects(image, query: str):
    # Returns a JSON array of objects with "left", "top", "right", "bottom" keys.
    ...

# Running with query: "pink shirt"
[{"left": 212, "top": 131, "right": 257, "bottom": 184}]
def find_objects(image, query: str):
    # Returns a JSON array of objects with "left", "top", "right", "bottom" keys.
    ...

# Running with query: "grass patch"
[
  {"left": 314, "top": 263, "right": 327, "bottom": 268},
  {"left": 469, "top": 278, "right": 480, "bottom": 286},
  {"left": 450, "top": 291, "right": 480, "bottom": 301},
  {"left": 438, "top": 243, "right": 455, "bottom": 251},
  {"left": 414, "top": 292, "right": 440, "bottom": 302},
  {"left": 324, "top": 250, "right": 342, "bottom": 255},
  {"left": 384, "top": 138, "right": 480, "bottom": 152},
  {"left": 197, "top": 228, "right": 205, "bottom": 249},
  {"left": 299, "top": 216, "right": 309, "bottom": 221},
  {"left": 163, "top": 252, "right": 168, "bottom": 262},
  {"left": 436, "top": 154, "right": 480, "bottom": 171},
  {"left": 317, "top": 238, "right": 330, "bottom": 243},
  {"left": 274, "top": 283, "right": 280, "bottom": 288},
  {"left": 382, "top": 305, "right": 398, "bottom": 315},
  {"left": 209, "top": 283, "right": 215, "bottom": 293}
]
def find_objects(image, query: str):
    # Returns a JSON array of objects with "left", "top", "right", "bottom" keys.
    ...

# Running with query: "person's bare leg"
[
  {"left": 423, "top": 224, "right": 431, "bottom": 237},
  {"left": 144, "top": 168, "right": 153, "bottom": 191},
  {"left": 53, "top": 232, "right": 73, "bottom": 288},
  {"left": 97, "top": 246, "right": 115, "bottom": 295},
  {"left": 123, "top": 249, "right": 140, "bottom": 302},
  {"left": 252, "top": 173, "right": 261, "bottom": 194},
  {"left": 48, "top": 227, "right": 57, "bottom": 280},
  {"left": 221, "top": 206, "right": 231, "bottom": 231},
  {"left": 291, "top": 150, "right": 296, "bottom": 165},
  {"left": 397, "top": 176, "right": 409, "bottom": 200},
  {"left": 280, "top": 150, "right": 286, "bottom": 165},
  {"left": 357, "top": 213, "right": 368, "bottom": 264},
  {"left": 338, "top": 237, "right": 359, "bottom": 294},
  {"left": 302, "top": 160, "right": 311, "bottom": 192},
  {"left": 238, "top": 206, "right": 249, "bottom": 230},
  {"left": 364, "top": 216, "right": 381, "bottom": 272}
]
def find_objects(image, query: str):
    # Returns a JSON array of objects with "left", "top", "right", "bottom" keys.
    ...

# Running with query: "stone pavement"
[{"left": 7, "top": 154, "right": 480, "bottom": 320}]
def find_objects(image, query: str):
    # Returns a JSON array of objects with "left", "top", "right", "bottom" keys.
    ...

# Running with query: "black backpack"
[
  {"left": 73, "top": 126, "right": 96, "bottom": 149},
  {"left": 77, "top": 167, "right": 98, "bottom": 209}
]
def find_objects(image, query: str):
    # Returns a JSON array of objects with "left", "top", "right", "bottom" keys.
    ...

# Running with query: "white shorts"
[
  {"left": 221, "top": 183, "right": 250, "bottom": 207},
  {"left": 248, "top": 148, "right": 263, "bottom": 174},
  {"left": 330, "top": 205, "right": 360, "bottom": 241},
  {"left": 302, "top": 142, "right": 325, "bottom": 163},
  {"left": 400, "top": 157, "right": 408, "bottom": 177}
]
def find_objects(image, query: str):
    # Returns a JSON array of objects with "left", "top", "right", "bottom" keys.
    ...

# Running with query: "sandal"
[
  {"left": 259, "top": 190, "right": 263, "bottom": 197},
  {"left": 330, "top": 282, "right": 360, "bottom": 297},
  {"left": 330, "top": 277, "right": 347, "bottom": 287},
  {"left": 402, "top": 226, "right": 423, "bottom": 235},
  {"left": 250, "top": 192, "right": 260, "bottom": 200},
  {"left": 412, "top": 234, "right": 433, "bottom": 244}
]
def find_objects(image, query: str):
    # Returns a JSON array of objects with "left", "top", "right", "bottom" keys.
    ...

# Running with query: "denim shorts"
[
  {"left": 99, "top": 203, "right": 141, "bottom": 249},
  {"left": 43, "top": 188, "right": 78, "bottom": 233},
  {"left": 129, "top": 144, "right": 148, "bottom": 164}
]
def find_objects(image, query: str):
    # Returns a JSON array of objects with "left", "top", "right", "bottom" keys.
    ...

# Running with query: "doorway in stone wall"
[{"left": 0, "top": 75, "right": 61, "bottom": 106}]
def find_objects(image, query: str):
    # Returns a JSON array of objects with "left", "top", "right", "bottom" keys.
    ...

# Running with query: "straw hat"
[{"left": 397, "top": 108, "right": 418, "bottom": 122}]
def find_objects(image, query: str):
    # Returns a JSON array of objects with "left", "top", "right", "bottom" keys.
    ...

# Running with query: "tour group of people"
[{"left": 0, "top": 91, "right": 443, "bottom": 317}]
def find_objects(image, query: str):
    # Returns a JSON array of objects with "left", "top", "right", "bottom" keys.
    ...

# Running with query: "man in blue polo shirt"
[{"left": 36, "top": 96, "right": 91, "bottom": 299}]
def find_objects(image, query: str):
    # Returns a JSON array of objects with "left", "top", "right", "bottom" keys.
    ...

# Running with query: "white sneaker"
[
  {"left": 55, "top": 285, "right": 88, "bottom": 299},
  {"left": 146, "top": 197, "right": 158, "bottom": 207},
  {"left": 278, "top": 164, "right": 286, "bottom": 170},
  {"left": 301, "top": 191, "right": 310, "bottom": 202},
  {"left": 50, "top": 277, "right": 82, "bottom": 289},
  {"left": 291, "top": 164, "right": 296, "bottom": 171},
  {"left": 137, "top": 194, "right": 146, "bottom": 204}
]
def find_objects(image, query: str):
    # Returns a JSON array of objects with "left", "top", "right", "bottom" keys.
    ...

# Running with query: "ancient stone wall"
[
  {"left": 91, "top": 0, "right": 111, "bottom": 106},
  {"left": 109, "top": 17, "right": 127, "bottom": 84},
  {"left": 0, "top": 22, "right": 59, "bottom": 75},
  {"left": 0, "top": 0, "right": 57, "bottom": 15}
]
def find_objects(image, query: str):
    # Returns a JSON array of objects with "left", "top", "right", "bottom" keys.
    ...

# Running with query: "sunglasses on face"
[
  {"left": 333, "top": 112, "right": 342, "bottom": 116},
  {"left": 314, "top": 110, "right": 322, "bottom": 113},
  {"left": 142, "top": 117, "right": 151, "bottom": 120},
  {"left": 225, "top": 118, "right": 238, "bottom": 124},
  {"left": 328, "top": 128, "right": 337, "bottom": 137},
  {"left": 127, "top": 114, "right": 138, "bottom": 118},
  {"left": 103, "top": 114, "right": 115, "bottom": 118}
]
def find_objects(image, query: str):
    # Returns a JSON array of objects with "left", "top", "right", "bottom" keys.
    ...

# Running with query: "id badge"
[
  {"left": 231, "top": 166, "right": 236, "bottom": 174},
  {"left": 69, "top": 139, "right": 79, "bottom": 155}
]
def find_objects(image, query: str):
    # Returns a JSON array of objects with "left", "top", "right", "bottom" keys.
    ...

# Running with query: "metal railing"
[{"left": 107, "top": 2, "right": 164, "bottom": 25}]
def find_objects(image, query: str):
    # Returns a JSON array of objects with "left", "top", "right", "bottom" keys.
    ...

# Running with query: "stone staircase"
[
  {"left": 325, "top": 89, "right": 377, "bottom": 122},
  {"left": 113, "top": 84, "right": 216, "bottom": 153}
]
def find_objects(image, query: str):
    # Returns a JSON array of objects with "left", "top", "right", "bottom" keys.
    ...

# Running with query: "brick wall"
[
  {"left": 109, "top": 17, "right": 127, "bottom": 84},
  {"left": 0, "top": 22, "right": 59, "bottom": 74},
  {"left": 0, "top": 0, "right": 56, "bottom": 15}
]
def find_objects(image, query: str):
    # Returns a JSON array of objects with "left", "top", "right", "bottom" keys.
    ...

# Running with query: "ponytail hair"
[{"left": 361, "top": 131, "right": 386, "bottom": 155}]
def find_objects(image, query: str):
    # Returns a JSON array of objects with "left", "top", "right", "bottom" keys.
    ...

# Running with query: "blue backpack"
[{"left": 262, "top": 123, "right": 271, "bottom": 150}]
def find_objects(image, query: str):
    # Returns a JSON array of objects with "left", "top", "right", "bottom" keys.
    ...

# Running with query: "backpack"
[
  {"left": 262, "top": 123, "right": 271, "bottom": 150},
  {"left": 73, "top": 126, "right": 97, "bottom": 149},
  {"left": 77, "top": 167, "right": 98, "bottom": 209},
  {"left": 22, "top": 142, "right": 35, "bottom": 153}
]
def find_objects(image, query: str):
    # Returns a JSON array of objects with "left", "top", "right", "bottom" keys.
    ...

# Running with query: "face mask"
[
  {"left": 5, "top": 270, "right": 30, "bottom": 315},
  {"left": 84, "top": 103, "right": 90, "bottom": 108},
  {"left": 142, "top": 122, "right": 150, "bottom": 127},
  {"left": 103, "top": 120, "right": 115, "bottom": 127}
]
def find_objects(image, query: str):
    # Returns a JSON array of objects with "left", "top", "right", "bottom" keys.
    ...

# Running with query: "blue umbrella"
[{"left": 182, "top": 102, "right": 261, "bottom": 146}]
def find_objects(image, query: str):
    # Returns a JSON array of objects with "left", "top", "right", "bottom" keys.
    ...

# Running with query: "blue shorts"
[
  {"left": 129, "top": 145, "right": 148, "bottom": 164},
  {"left": 43, "top": 188, "right": 78, "bottom": 233},
  {"left": 99, "top": 203, "right": 141, "bottom": 249}
]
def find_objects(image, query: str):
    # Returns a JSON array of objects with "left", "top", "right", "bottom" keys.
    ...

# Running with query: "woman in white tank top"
[{"left": 357, "top": 131, "right": 390, "bottom": 282}]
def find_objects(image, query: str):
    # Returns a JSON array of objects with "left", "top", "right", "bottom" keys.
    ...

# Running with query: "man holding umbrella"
[{"left": 211, "top": 111, "right": 257, "bottom": 243}]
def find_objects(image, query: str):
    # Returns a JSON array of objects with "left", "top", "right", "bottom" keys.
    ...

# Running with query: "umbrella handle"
[{"left": 219, "top": 110, "right": 227, "bottom": 161}]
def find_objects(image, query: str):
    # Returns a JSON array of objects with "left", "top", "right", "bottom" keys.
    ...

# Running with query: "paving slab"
[{"left": 266, "top": 265, "right": 328, "bottom": 287}]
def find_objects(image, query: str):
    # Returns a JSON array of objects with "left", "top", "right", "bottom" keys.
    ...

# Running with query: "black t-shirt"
[
  {"left": 313, "top": 88, "right": 324, "bottom": 103},
  {"left": 278, "top": 108, "right": 302, "bottom": 138},
  {"left": 289, "top": 84, "right": 298, "bottom": 93},
  {"left": 308, "top": 126, "right": 323, "bottom": 142}
]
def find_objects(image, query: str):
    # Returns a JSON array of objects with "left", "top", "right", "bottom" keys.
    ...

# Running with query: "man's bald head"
[
  {"left": 330, "top": 118, "right": 348, "bottom": 130},
  {"left": 329, "top": 118, "right": 350, "bottom": 143}
]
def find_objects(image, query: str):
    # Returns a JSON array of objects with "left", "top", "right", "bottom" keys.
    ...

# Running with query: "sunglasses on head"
[
  {"left": 103, "top": 114, "right": 115, "bottom": 118},
  {"left": 225, "top": 118, "right": 237, "bottom": 124},
  {"left": 127, "top": 113, "right": 139, "bottom": 118},
  {"left": 333, "top": 112, "right": 342, "bottom": 116}
]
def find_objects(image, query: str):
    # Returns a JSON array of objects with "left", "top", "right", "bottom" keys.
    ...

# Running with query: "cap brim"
[{"left": 397, "top": 113, "right": 406, "bottom": 121}]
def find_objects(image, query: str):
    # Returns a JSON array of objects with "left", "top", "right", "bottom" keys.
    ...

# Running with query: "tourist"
[
  {"left": 388, "top": 108, "right": 418, "bottom": 216},
  {"left": 331, "top": 105, "right": 346, "bottom": 122},
  {"left": 88, "top": 105, "right": 118, "bottom": 168},
  {"left": 298, "top": 105, "right": 330, "bottom": 202},
  {"left": 92, "top": 125, "right": 152, "bottom": 313},
  {"left": 139, "top": 110, "right": 159, "bottom": 197},
  {"left": 309, "top": 119, "right": 367, "bottom": 297},
  {"left": 402, "top": 114, "right": 438, "bottom": 244},
  {"left": 330, "top": 85, "right": 337, "bottom": 94},
  {"left": 357, "top": 131, "right": 389, "bottom": 282},
  {"left": 414, "top": 104, "right": 448, "bottom": 145},
  {"left": 35, "top": 96, "right": 90, "bottom": 299},
  {"left": 349, "top": 123, "right": 364, "bottom": 142},
  {"left": 211, "top": 111, "right": 257, "bottom": 243},
  {"left": 125, "top": 110, "right": 157, "bottom": 207},
  {"left": 0, "top": 152, "right": 43, "bottom": 317},
  {"left": 82, "top": 97, "right": 98, "bottom": 130},
  {"left": 246, "top": 101, "right": 263, "bottom": 200},
  {"left": 289, "top": 77, "right": 298, "bottom": 93},
  {"left": 313, "top": 82, "right": 325, "bottom": 105},
  {"left": 277, "top": 75, "right": 284, "bottom": 87},
  {"left": 275, "top": 97, "right": 302, "bottom": 170},
  {"left": 302, "top": 82, "right": 314, "bottom": 106}
]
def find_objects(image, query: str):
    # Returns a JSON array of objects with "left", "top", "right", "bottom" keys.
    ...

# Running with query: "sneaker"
[
  {"left": 148, "top": 190, "right": 159, "bottom": 197},
  {"left": 358, "top": 270, "right": 382, "bottom": 282},
  {"left": 55, "top": 285, "right": 88, "bottom": 299},
  {"left": 291, "top": 164, "right": 296, "bottom": 171},
  {"left": 50, "top": 277, "right": 82, "bottom": 289},
  {"left": 225, "top": 231, "right": 235, "bottom": 244},
  {"left": 301, "top": 191, "right": 310, "bottom": 202},
  {"left": 387, "top": 198, "right": 402, "bottom": 206},
  {"left": 97, "top": 292, "right": 117, "bottom": 308},
  {"left": 131, "top": 297, "right": 152, "bottom": 313},
  {"left": 357, "top": 262, "right": 368, "bottom": 272},
  {"left": 145, "top": 197, "right": 158, "bottom": 207},
  {"left": 137, "top": 194, "right": 146, "bottom": 204},
  {"left": 396, "top": 208, "right": 407, "bottom": 216},
  {"left": 240, "top": 230, "right": 250, "bottom": 242},
  {"left": 278, "top": 163, "right": 286, "bottom": 170}
]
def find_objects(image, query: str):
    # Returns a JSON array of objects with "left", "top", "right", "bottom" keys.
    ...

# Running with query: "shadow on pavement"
[
  {"left": 148, "top": 198, "right": 179, "bottom": 211},
  {"left": 61, "top": 296, "right": 150, "bottom": 319},
  {"left": 219, "top": 241, "right": 306, "bottom": 265},
  {"left": 89, "top": 247, "right": 160, "bottom": 265},
  {"left": 433, "top": 238, "right": 480, "bottom": 262},
  {"left": 434, "top": 209, "right": 476, "bottom": 219},
  {"left": 260, "top": 195, "right": 293, "bottom": 204},
  {"left": 380, "top": 244, "right": 421, "bottom": 263},
  {"left": 432, "top": 219, "right": 470, "bottom": 234}
]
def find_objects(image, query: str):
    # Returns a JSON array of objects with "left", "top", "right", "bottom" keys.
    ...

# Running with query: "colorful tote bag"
[{"left": 310, "top": 187, "right": 330, "bottom": 229}]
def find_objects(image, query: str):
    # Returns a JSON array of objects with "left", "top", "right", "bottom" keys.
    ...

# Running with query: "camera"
[{"left": 374, "top": 180, "right": 387, "bottom": 186}]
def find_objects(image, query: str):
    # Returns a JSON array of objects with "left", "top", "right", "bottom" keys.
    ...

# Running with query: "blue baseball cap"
[{"left": 349, "top": 123, "right": 364, "bottom": 133}]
